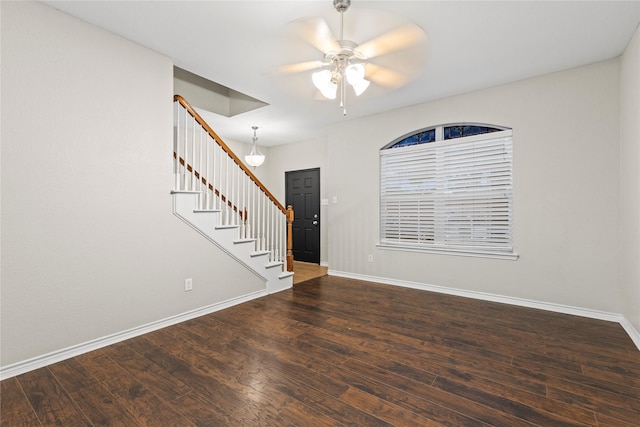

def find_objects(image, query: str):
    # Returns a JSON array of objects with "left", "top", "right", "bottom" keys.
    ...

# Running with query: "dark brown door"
[{"left": 286, "top": 168, "right": 320, "bottom": 264}]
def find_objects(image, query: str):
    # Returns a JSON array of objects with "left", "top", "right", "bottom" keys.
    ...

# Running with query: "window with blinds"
[{"left": 379, "top": 126, "right": 517, "bottom": 259}]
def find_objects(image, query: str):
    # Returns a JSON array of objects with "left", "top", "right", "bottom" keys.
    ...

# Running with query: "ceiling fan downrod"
[
  {"left": 335, "top": 0, "right": 351, "bottom": 115},
  {"left": 334, "top": 0, "right": 350, "bottom": 40}
]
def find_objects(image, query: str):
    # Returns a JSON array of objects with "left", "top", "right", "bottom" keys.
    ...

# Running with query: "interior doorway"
[{"left": 285, "top": 168, "right": 320, "bottom": 264}]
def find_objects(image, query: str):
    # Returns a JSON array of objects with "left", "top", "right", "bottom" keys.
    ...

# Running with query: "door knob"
[{"left": 312, "top": 220, "right": 318, "bottom": 226}]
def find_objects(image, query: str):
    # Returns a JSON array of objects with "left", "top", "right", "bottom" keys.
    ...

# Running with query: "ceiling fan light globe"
[
  {"left": 313, "top": 70, "right": 338, "bottom": 99},
  {"left": 322, "top": 82, "right": 338, "bottom": 99},
  {"left": 312, "top": 69, "right": 331, "bottom": 89},
  {"left": 352, "top": 78, "right": 370, "bottom": 96},
  {"left": 345, "top": 63, "right": 366, "bottom": 85}
]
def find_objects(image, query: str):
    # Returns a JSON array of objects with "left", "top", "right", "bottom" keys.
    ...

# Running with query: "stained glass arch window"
[{"left": 384, "top": 123, "right": 507, "bottom": 149}]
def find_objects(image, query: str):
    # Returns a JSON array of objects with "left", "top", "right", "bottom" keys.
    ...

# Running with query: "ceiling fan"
[{"left": 279, "top": 0, "right": 427, "bottom": 115}]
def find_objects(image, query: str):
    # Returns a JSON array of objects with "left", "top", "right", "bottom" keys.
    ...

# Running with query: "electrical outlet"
[
  {"left": 368, "top": 255, "right": 374, "bottom": 263},
  {"left": 184, "top": 278, "right": 193, "bottom": 292}
]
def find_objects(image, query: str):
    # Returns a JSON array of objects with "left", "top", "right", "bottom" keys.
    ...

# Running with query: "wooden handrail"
[{"left": 174, "top": 94, "right": 286, "bottom": 215}]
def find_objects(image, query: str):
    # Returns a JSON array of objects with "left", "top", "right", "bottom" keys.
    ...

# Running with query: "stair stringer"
[{"left": 172, "top": 191, "right": 293, "bottom": 294}]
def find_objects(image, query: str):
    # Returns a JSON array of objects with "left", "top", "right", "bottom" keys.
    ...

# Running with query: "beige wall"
[
  {"left": 620, "top": 25, "right": 640, "bottom": 333},
  {"left": 326, "top": 60, "right": 623, "bottom": 313},
  {"left": 1, "top": 1, "right": 263, "bottom": 367}
]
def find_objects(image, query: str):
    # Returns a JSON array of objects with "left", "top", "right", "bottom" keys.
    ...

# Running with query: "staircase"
[{"left": 172, "top": 95, "right": 294, "bottom": 293}]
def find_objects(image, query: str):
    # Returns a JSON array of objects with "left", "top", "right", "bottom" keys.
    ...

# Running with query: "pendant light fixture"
[{"left": 245, "top": 126, "right": 265, "bottom": 168}]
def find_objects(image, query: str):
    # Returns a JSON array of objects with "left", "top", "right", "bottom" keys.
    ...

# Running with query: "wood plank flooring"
[{"left": 2, "top": 275, "right": 639, "bottom": 426}]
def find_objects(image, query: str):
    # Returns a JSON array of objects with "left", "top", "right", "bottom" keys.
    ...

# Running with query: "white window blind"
[{"left": 380, "top": 130, "right": 515, "bottom": 258}]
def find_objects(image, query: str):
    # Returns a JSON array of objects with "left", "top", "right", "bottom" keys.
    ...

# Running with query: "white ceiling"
[{"left": 43, "top": 1, "right": 639, "bottom": 147}]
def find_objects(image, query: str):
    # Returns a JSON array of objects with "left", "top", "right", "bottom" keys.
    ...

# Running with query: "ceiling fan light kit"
[{"left": 311, "top": 0, "right": 372, "bottom": 115}]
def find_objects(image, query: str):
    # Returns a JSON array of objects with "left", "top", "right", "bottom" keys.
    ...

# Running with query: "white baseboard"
[
  {"left": 5, "top": 272, "right": 637, "bottom": 380},
  {"left": 619, "top": 316, "right": 640, "bottom": 350},
  {"left": 328, "top": 269, "right": 640, "bottom": 352},
  {"left": 0, "top": 289, "right": 268, "bottom": 380}
]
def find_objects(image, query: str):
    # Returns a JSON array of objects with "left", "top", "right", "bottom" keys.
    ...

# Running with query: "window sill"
[{"left": 376, "top": 243, "right": 519, "bottom": 261}]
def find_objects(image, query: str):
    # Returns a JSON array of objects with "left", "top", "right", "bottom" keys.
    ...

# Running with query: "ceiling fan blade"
[
  {"left": 290, "top": 16, "right": 341, "bottom": 54},
  {"left": 357, "top": 23, "right": 427, "bottom": 59},
  {"left": 274, "top": 60, "right": 325, "bottom": 74},
  {"left": 365, "top": 63, "right": 410, "bottom": 89}
]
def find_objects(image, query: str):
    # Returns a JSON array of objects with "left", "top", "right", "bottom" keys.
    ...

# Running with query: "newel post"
[{"left": 286, "top": 205, "right": 294, "bottom": 272}]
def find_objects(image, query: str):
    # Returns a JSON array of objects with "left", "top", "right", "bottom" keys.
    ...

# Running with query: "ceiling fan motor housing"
[{"left": 333, "top": 0, "right": 351, "bottom": 13}]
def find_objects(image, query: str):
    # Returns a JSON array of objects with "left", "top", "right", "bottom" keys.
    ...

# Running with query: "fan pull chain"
[{"left": 342, "top": 78, "right": 347, "bottom": 115}]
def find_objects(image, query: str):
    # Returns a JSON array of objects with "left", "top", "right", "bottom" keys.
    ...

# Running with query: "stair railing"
[{"left": 173, "top": 95, "right": 293, "bottom": 272}]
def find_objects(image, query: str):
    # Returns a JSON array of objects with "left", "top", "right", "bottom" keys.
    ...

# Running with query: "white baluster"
[
  {"left": 268, "top": 198, "right": 273, "bottom": 261},
  {"left": 230, "top": 158, "right": 234, "bottom": 226},
  {"left": 267, "top": 202, "right": 271, "bottom": 261},
  {"left": 219, "top": 144, "right": 223, "bottom": 211},
  {"left": 198, "top": 127, "right": 203, "bottom": 209},
  {"left": 210, "top": 139, "right": 218, "bottom": 209},
  {"left": 277, "top": 207, "right": 281, "bottom": 264},
  {"left": 173, "top": 103, "right": 178, "bottom": 191},
  {"left": 233, "top": 164, "right": 238, "bottom": 228},
  {"left": 188, "top": 115, "right": 192, "bottom": 191},
  {"left": 242, "top": 172, "right": 246, "bottom": 238},
  {"left": 250, "top": 180, "right": 255, "bottom": 242},
  {"left": 182, "top": 108, "right": 188, "bottom": 191},
  {"left": 238, "top": 167, "right": 241, "bottom": 232},
  {"left": 215, "top": 143, "right": 219, "bottom": 210},
  {"left": 263, "top": 198, "right": 267, "bottom": 258},
  {"left": 233, "top": 165, "right": 237, "bottom": 228},
  {"left": 204, "top": 131, "right": 209, "bottom": 209},
  {"left": 224, "top": 156, "right": 231, "bottom": 225},
  {"left": 272, "top": 204, "right": 276, "bottom": 263},
  {"left": 254, "top": 184, "right": 258, "bottom": 243},
  {"left": 259, "top": 191, "right": 263, "bottom": 251},
  {"left": 186, "top": 112, "right": 191, "bottom": 191}
]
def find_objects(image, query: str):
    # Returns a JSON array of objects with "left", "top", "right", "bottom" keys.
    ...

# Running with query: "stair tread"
[
  {"left": 171, "top": 190, "right": 201, "bottom": 194},
  {"left": 194, "top": 209, "right": 221, "bottom": 213},
  {"left": 265, "top": 261, "right": 284, "bottom": 269},
  {"left": 215, "top": 225, "right": 240, "bottom": 230},
  {"left": 279, "top": 272, "right": 294, "bottom": 279},
  {"left": 234, "top": 238, "right": 256, "bottom": 244},
  {"left": 250, "top": 251, "right": 270, "bottom": 257}
]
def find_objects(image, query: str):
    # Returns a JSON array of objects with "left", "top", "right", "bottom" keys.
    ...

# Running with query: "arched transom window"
[{"left": 379, "top": 123, "right": 517, "bottom": 259}]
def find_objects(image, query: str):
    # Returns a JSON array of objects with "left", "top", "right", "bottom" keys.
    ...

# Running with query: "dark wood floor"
[{"left": 2, "top": 275, "right": 639, "bottom": 426}]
